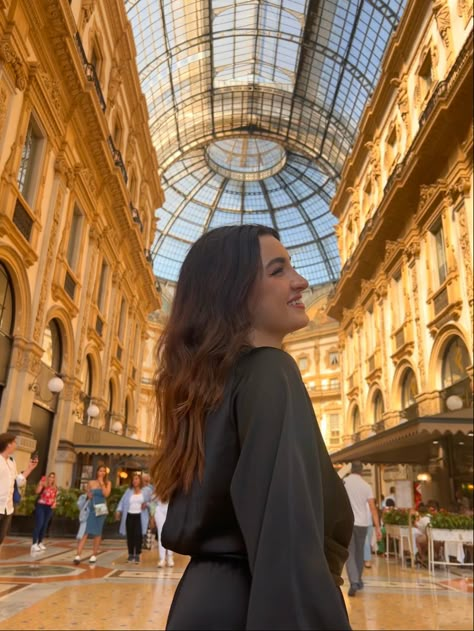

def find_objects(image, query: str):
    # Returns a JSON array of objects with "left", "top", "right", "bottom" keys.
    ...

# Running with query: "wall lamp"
[
  {"left": 86, "top": 403, "right": 100, "bottom": 425},
  {"left": 28, "top": 376, "right": 65, "bottom": 402}
]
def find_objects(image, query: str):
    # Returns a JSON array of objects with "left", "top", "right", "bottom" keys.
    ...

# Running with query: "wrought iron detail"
[
  {"left": 107, "top": 136, "right": 128, "bottom": 183},
  {"left": 74, "top": 32, "right": 106, "bottom": 112}
]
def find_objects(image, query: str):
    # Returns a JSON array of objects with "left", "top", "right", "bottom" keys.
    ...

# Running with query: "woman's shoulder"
[{"left": 236, "top": 347, "right": 298, "bottom": 375}]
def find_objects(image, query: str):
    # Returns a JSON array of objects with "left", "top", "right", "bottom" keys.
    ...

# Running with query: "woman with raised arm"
[
  {"left": 31, "top": 472, "right": 58, "bottom": 553},
  {"left": 152, "top": 225, "right": 354, "bottom": 630},
  {"left": 73, "top": 464, "right": 111, "bottom": 565}
]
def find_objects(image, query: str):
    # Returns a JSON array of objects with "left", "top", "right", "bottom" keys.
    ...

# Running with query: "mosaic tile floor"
[{"left": 0, "top": 537, "right": 472, "bottom": 630}]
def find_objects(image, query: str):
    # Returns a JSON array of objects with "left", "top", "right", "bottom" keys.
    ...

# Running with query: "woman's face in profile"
[{"left": 248, "top": 235, "right": 309, "bottom": 347}]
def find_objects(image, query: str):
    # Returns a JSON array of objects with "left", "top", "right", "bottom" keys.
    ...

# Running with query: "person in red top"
[{"left": 31, "top": 472, "right": 58, "bottom": 553}]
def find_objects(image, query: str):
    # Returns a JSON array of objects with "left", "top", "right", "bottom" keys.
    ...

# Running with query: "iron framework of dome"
[{"left": 125, "top": 0, "right": 407, "bottom": 285}]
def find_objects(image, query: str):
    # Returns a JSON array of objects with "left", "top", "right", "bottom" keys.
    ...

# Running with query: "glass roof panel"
[{"left": 126, "top": 0, "right": 408, "bottom": 285}]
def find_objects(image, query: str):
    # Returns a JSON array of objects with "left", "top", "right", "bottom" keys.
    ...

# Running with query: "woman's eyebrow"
[{"left": 265, "top": 256, "right": 287, "bottom": 269}]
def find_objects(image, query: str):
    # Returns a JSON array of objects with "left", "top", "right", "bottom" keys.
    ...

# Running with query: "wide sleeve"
[{"left": 230, "top": 349, "right": 351, "bottom": 631}]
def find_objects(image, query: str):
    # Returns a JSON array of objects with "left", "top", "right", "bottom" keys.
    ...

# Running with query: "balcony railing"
[
  {"left": 144, "top": 249, "right": 153, "bottom": 264},
  {"left": 74, "top": 32, "right": 106, "bottom": 112}
]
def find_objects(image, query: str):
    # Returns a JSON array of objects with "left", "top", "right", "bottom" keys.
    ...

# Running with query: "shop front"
[{"left": 330, "top": 410, "right": 474, "bottom": 510}]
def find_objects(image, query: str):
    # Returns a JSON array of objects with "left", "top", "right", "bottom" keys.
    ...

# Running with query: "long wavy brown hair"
[{"left": 151, "top": 224, "right": 279, "bottom": 501}]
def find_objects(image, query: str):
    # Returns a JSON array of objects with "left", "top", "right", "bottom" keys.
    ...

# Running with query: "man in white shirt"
[
  {"left": 0, "top": 432, "right": 38, "bottom": 546},
  {"left": 344, "top": 461, "right": 382, "bottom": 597}
]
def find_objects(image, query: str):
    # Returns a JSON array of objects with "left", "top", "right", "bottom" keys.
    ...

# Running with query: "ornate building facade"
[
  {"left": 284, "top": 286, "right": 344, "bottom": 452},
  {"left": 0, "top": 0, "right": 163, "bottom": 486},
  {"left": 327, "top": 0, "right": 473, "bottom": 506}
]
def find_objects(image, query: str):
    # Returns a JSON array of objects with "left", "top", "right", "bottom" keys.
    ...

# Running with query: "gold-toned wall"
[
  {"left": 284, "top": 286, "right": 344, "bottom": 451},
  {"left": 0, "top": 0, "right": 163, "bottom": 485},
  {"left": 327, "top": 0, "right": 473, "bottom": 450}
]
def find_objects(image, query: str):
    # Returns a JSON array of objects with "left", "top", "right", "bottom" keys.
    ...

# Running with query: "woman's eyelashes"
[{"left": 270, "top": 266, "right": 284, "bottom": 276}]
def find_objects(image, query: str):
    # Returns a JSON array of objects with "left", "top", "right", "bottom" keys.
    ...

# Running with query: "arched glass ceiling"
[
  {"left": 152, "top": 148, "right": 339, "bottom": 285},
  {"left": 125, "top": 0, "right": 407, "bottom": 285}
]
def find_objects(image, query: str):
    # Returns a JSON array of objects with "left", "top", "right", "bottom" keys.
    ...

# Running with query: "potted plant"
[
  {"left": 10, "top": 484, "right": 38, "bottom": 535},
  {"left": 48, "top": 487, "right": 82, "bottom": 537}
]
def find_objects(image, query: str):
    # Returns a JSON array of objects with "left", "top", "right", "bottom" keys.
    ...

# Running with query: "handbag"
[
  {"left": 94, "top": 502, "right": 109, "bottom": 517},
  {"left": 13, "top": 480, "right": 21, "bottom": 505}
]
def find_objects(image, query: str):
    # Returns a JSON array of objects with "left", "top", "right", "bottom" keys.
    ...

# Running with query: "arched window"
[
  {"left": 81, "top": 355, "right": 93, "bottom": 424},
  {"left": 442, "top": 337, "right": 471, "bottom": 388},
  {"left": 42, "top": 320, "right": 62, "bottom": 373},
  {"left": 0, "top": 263, "right": 14, "bottom": 336},
  {"left": 0, "top": 263, "right": 15, "bottom": 402},
  {"left": 352, "top": 407, "right": 360, "bottom": 435},
  {"left": 373, "top": 390, "right": 384, "bottom": 424},
  {"left": 106, "top": 380, "right": 114, "bottom": 431},
  {"left": 124, "top": 397, "right": 130, "bottom": 433},
  {"left": 401, "top": 369, "right": 417, "bottom": 409}
]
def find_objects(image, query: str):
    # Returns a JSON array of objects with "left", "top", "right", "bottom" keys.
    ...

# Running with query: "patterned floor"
[{"left": 0, "top": 536, "right": 472, "bottom": 630}]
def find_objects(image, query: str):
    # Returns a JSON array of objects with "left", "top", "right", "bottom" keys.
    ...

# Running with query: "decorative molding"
[
  {"left": 82, "top": 0, "right": 96, "bottom": 24},
  {"left": 457, "top": 0, "right": 473, "bottom": 26},
  {"left": 0, "top": 40, "right": 27, "bottom": 91},
  {"left": 0, "top": 87, "right": 8, "bottom": 134},
  {"left": 107, "top": 61, "right": 122, "bottom": 108},
  {"left": 432, "top": 0, "right": 453, "bottom": 51},
  {"left": 447, "top": 176, "right": 471, "bottom": 204},
  {"left": 33, "top": 184, "right": 65, "bottom": 342}
]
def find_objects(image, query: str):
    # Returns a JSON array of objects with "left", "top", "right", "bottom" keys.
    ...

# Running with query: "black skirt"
[{"left": 167, "top": 555, "right": 251, "bottom": 630}]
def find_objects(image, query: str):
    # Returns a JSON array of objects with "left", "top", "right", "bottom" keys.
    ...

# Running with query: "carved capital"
[
  {"left": 0, "top": 40, "right": 27, "bottom": 91},
  {"left": 447, "top": 177, "right": 471, "bottom": 204}
]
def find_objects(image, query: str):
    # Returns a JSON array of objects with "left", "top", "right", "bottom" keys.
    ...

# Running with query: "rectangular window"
[
  {"left": 366, "top": 308, "right": 375, "bottom": 354},
  {"left": 329, "top": 351, "right": 339, "bottom": 366},
  {"left": 118, "top": 298, "right": 126, "bottom": 342},
  {"left": 66, "top": 205, "right": 83, "bottom": 270},
  {"left": 393, "top": 273, "right": 404, "bottom": 328},
  {"left": 329, "top": 414, "right": 340, "bottom": 445},
  {"left": 432, "top": 223, "right": 448, "bottom": 286},
  {"left": 419, "top": 52, "right": 433, "bottom": 101},
  {"left": 17, "top": 116, "right": 44, "bottom": 205},
  {"left": 97, "top": 261, "right": 108, "bottom": 313}
]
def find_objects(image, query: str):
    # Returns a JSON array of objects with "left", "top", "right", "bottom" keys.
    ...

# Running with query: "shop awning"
[
  {"left": 73, "top": 423, "right": 155, "bottom": 457},
  {"left": 329, "top": 409, "right": 473, "bottom": 465}
]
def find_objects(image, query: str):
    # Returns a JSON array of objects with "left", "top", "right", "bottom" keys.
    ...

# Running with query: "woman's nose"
[{"left": 291, "top": 271, "right": 308, "bottom": 290}]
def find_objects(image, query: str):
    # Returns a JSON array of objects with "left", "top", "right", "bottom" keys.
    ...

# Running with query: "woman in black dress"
[{"left": 152, "top": 225, "right": 353, "bottom": 630}]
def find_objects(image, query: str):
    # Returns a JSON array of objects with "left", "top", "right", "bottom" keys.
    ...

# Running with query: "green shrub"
[
  {"left": 14, "top": 484, "right": 38, "bottom": 516},
  {"left": 382, "top": 508, "right": 411, "bottom": 526},
  {"left": 106, "top": 486, "right": 126, "bottom": 524},
  {"left": 429, "top": 512, "right": 474, "bottom": 530},
  {"left": 55, "top": 488, "right": 82, "bottom": 519},
  {"left": 15, "top": 485, "right": 127, "bottom": 523}
]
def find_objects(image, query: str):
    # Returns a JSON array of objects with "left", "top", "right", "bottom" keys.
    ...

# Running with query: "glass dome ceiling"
[{"left": 125, "top": 0, "right": 408, "bottom": 285}]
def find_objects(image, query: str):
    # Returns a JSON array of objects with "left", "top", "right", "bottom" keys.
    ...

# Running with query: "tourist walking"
[
  {"left": 73, "top": 464, "right": 111, "bottom": 564},
  {"left": 116, "top": 473, "right": 152, "bottom": 563},
  {"left": 0, "top": 433, "right": 38, "bottom": 548}
]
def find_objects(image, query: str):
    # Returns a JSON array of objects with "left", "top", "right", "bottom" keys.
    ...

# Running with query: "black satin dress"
[{"left": 162, "top": 347, "right": 354, "bottom": 631}]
